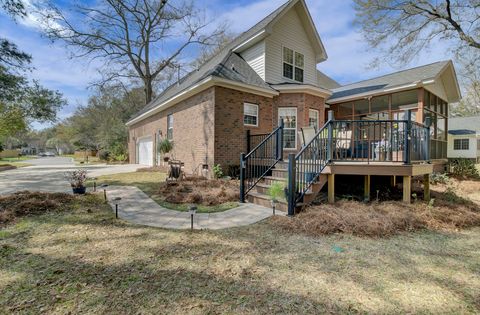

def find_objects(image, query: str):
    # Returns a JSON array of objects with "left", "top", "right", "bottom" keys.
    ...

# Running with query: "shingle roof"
[
  {"left": 328, "top": 60, "right": 450, "bottom": 102},
  {"left": 448, "top": 129, "right": 476, "bottom": 135},
  {"left": 317, "top": 70, "right": 340, "bottom": 89},
  {"left": 128, "top": 0, "right": 292, "bottom": 121},
  {"left": 449, "top": 116, "right": 480, "bottom": 132}
]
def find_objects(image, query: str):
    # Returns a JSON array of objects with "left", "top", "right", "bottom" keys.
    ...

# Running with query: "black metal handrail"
[
  {"left": 239, "top": 120, "right": 284, "bottom": 202},
  {"left": 287, "top": 119, "right": 331, "bottom": 215},
  {"left": 286, "top": 110, "right": 430, "bottom": 215},
  {"left": 246, "top": 131, "right": 270, "bottom": 153}
]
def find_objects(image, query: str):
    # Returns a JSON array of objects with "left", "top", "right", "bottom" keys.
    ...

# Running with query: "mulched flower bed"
[
  {"left": 157, "top": 177, "right": 239, "bottom": 206},
  {"left": 0, "top": 191, "right": 75, "bottom": 225}
]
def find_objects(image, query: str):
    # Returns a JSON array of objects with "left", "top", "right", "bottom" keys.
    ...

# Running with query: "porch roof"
[{"left": 327, "top": 60, "right": 461, "bottom": 104}]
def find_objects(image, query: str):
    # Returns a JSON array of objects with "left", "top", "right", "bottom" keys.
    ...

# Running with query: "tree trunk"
[{"left": 145, "top": 79, "right": 153, "bottom": 105}]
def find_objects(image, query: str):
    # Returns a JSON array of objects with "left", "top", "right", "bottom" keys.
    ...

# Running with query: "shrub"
[
  {"left": 268, "top": 181, "right": 284, "bottom": 202},
  {"left": 99, "top": 150, "right": 110, "bottom": 161},
  {"left": 449, "top": 158, "right": 479, "bottom": 179},
  {"left": 226, "top": 164, "right": 240, "bottom": 178},
  {"left": 430, "top": 172, "right": 450, "bottom": 185},
  {"left": 212, "top": 164, "right": 223, "bottom": 179}
]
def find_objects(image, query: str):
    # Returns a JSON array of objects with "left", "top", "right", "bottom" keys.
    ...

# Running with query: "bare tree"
[
  {"left": 41, "top": 0, "right": 226, "bottom": 104},
  {"left": 353, "top": 0, "right": 480, "bottom": 73}
]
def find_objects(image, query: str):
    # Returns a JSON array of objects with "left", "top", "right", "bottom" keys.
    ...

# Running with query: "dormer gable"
[{"left": 237, "top": 0, "right": 327, "bottom": 85}]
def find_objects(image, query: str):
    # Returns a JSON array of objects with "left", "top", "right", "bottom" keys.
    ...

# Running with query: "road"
[{"left": 0, "top": 157, "right": 144, "bottom": 195}]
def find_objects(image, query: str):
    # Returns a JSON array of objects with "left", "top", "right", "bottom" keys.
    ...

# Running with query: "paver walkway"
[{"left": 106, "top": 186, "right": 284, "bottom": 230}]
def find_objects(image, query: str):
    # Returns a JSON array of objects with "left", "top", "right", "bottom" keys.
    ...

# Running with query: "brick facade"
[{"left": 128, "top": 85, "right": 327, "bottom": 176}]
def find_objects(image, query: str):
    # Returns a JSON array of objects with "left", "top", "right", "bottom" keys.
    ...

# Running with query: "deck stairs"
[{"left": 246, "top": 161, "right": 328, "bottom": 212}]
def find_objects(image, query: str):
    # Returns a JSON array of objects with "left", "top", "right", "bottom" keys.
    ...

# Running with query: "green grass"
[
  {"left": 92, "top": 171, "right": 238, "bottom": 213},
  {"left": 0, "top": 195, "right": 479, "bottom": 314}
]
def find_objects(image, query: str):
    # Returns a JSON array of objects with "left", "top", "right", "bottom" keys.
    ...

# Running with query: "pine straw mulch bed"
[
  {"left": 0, "top": 191, "right": 76, "bottom": 226},
  {"left": 156, "top": 176, "right": 239, "bottom": 206},
  {"left": 271, "top": 186, "right": 480, "bottom": 238}
]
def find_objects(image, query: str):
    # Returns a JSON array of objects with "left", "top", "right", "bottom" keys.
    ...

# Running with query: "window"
[
  {"left": 278, "top": 108, "right": 297, "bottom": 149},
  {"left": 454, "top": 139, "right": 469, "bottom": 150},
  {"left": 243, "top": 103, "right": 259, "bottom": 126},
  {"left": 283, "top": 47, "right": 304, "bottom": 82},
  {"left": 308, "top": 109, "right": 319, "bottom": 128},
  {"left": 167, "top": 114, "right": 173, "bottom": 140}
]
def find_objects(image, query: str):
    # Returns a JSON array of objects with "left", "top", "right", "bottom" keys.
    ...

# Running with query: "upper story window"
[
  {"left": 167, "top": 114, "right": 173, "bottom": 140},
  {"left": 453, "top": 138, "right": 469, "bottom": 150},
  {"left": 283, "top": 47, "right": 304, "bottom": 83},
  {"left": 244, "top": 103, "right": 259, "bottom": 126}
]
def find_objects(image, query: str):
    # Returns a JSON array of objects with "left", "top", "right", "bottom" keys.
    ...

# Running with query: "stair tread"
[
  {"left": 255, "top": 183, "right": 314, "bottom": 195},
  {"left": 264, "top": 176, "right": 287, "bottom": 181}
]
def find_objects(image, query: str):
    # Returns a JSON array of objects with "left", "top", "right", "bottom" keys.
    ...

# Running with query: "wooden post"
[
  {"left": 390, "top": 175, "right": 396, "bottom": 187},
  {"left": 328, "top": 174, "right": 335, "bottom": 204},
  {"left": 364, "top": 175, "right": 371, "bottom": 201},
  {"left": 423, "top": 174, "right": 431, "bottom": 201},
  {"left": 403, "top": 176, "right": 412, "bottom": 203}
]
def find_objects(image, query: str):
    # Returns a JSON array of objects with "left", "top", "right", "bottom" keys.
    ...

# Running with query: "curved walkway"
[{"left": 106, "top": 186, "right": 284, "bottom": 230}]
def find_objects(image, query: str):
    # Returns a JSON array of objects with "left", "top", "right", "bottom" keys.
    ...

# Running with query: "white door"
[{"left": 137, "top": 138, "right": 153, "bottom": 166}]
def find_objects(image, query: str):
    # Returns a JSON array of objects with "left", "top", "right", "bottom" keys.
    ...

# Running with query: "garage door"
[{"left": 137, "top": 138, "right": 153, "bottom": 166}]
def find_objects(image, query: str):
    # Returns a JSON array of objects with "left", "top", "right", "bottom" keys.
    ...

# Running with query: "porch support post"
[
  {"left": 287, "top": 153, "right": 296, "bottom": 216},
  {"left": 423, "top": 174, "right": 431, "bottom": 201},
  {"left": 364, "top": 175, "right": 371, "bottom": 202},
  {"left": 328, "top": 174, "right": 335, "bottom": 204},
  {"left": 402, "top": 175, "right": 412, "bottom": 203},
  {"left": 390, "top": 175, "right": 397, "bottom": 187},
  {"left": 327, "top": 111, "right": 334, "bottom": 162}
]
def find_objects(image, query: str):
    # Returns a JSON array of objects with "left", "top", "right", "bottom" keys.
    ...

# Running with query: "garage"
[{"left": 137, "top": 137, "right": 153, "bottom": 166}]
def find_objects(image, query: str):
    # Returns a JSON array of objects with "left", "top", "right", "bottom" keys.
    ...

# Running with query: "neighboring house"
[
  {"left": 127, "top": 0, "right": 461, "bottom": 212},
  {"left": 447, "top": 116, "right": 480, "bottom": 162}
]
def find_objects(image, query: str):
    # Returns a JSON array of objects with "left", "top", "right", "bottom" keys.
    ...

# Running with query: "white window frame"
[
  {"left": 278, "top": 107, "right": 297, "bottom": 150},
  {"left": 243, "top": 103, "right": 259, "bottom": 127},
  {"left": 453, "top": 138, "right": 469, "bottom": 150},
  {"left": 308, "top": 109, "right": 319, "bottom": 129},
  {"left": 167, "top": 114, "right": 173, "bottom": 140},
  {"left": 282, "top": 46, "right": 304, "bottom": 83}
]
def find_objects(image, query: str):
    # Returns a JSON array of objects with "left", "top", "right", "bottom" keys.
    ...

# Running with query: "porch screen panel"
[
  {"left": 370, "top": 95, "right": 389, "bottom": 113},
  {"left": 279, "top": 108, "right": 297, "bottom": 149}
]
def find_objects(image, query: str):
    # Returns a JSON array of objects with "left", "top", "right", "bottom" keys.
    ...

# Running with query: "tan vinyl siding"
[
  {"left": 264, "top": 7, "right": 317, "bottom": 85},
  {"left": 240, "top": 41, "right": 265, "bottom": 80}
]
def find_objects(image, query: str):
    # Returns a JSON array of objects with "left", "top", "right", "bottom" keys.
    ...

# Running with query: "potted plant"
[
  {"left": 267, "top": 181, "right": 284, "bottom": 215},
  {"left": 158, "top": 138, "right": 173, "bottom": 162},
  {"left": 65, "top": 169, "right": 88, "bottom": 194}
]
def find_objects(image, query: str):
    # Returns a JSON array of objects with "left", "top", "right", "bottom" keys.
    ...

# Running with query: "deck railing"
[
  {"left": 286, "top": 110, "right": 430, "bottom": 215},
  {"left": 240, "top": 120, "right": 283, "bottom": 202}
]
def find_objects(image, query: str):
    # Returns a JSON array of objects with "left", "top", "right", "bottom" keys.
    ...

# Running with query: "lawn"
[
  {"left": 93, "top": 171, "right": 239, "bottom": 213},
  {"left": 0, "top": 193, "right": 479, "bottom": 314},
  {"left": 0, "top": 156, "right": 35, "bottom": 169}
]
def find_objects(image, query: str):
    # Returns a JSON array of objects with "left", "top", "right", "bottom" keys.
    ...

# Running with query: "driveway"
[{"left": 0, "top": 157, "right": 144, "bottom": 195}]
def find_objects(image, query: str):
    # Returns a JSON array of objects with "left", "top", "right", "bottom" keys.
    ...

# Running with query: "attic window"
[{"left": 283, "top": 47, "right": 304, "bottom": 82}]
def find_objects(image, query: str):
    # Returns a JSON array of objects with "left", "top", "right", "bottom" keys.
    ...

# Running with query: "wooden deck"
[{"left": 323, "top": 161, "right": 433, "bottom": 176}]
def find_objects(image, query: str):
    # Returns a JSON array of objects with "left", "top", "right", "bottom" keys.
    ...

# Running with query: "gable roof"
[
  {"left": 127, "top": 0, "right": 327, "bottom": 126},
  {"left": 317, "top": 70, "right": 340, "bottom": 89},
  {"left": 328, "top": 60, "right": 461, "bottom": 103}
]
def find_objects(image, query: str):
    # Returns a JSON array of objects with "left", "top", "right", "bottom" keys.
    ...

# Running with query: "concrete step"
[{"left": 263, "top": 176, "right": 287, "bottom": 185}]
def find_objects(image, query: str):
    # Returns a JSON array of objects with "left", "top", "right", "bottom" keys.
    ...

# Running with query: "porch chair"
[
  {"left": 335, "top": 130, "right": 352, "bottom": 160},
  {"left": 299, "top": 126, "right": 317, "bottom": 147}
]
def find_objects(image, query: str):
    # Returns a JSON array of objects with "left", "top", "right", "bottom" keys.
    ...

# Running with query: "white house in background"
[{"left": 447, "top": 116, "right": 480, "bottom": 162}]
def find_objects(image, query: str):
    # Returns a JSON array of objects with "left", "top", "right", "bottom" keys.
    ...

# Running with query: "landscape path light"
[
  {"left": 100, "top": 184, "right": 109, "bottom": 200},
  {"left": 189, "top": 204, "right": 197, "bottom": 230},
  {"left": 113, "top": 197, "right": 122, "bottom": 219},
  {"left": 91, "top": 177, "right": 97, "bottom": 192}
]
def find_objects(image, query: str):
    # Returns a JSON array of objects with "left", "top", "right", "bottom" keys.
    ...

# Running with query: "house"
[
  {"left": 126, "top": 0, "right": 461, "bottom": 214},
  {"left": 447, "top": 116, "right": 480, "bottom": 163}
]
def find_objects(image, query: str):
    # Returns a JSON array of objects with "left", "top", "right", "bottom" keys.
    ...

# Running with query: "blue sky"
[{"left": 0, "top": 0, "right": 452, "bottom": 129}]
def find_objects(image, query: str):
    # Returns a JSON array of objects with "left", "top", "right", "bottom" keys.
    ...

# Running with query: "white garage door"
[{"left": 137, "top": 138, "right": 153, "bottom": 166}]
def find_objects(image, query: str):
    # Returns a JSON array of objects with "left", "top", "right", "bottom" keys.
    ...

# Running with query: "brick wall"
[
  {"left": 128, "top": 87, "right": 215, "bottom": 174},
  {"left": 128, "top": 85, "right": 327, "bottom": 176},
  {"left": 213, "top": 86, "right": 274, "bottom": 168}
]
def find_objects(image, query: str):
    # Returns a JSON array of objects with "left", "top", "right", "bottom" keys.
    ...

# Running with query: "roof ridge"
[
  {"left": 146, "top": 0, "right": 292, "bottom": 107},
  {"left": 336, "top": 60, "right": 450, "bottom": 90}
]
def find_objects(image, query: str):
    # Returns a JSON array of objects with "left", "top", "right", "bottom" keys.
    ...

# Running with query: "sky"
[{"left": 0, "top": 0, "right": 453, "bottom": 130}]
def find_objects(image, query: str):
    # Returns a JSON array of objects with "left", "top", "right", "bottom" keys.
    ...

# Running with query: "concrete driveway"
[{"left": 0, "top": 157, "right": 144, "bottom": 195}]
